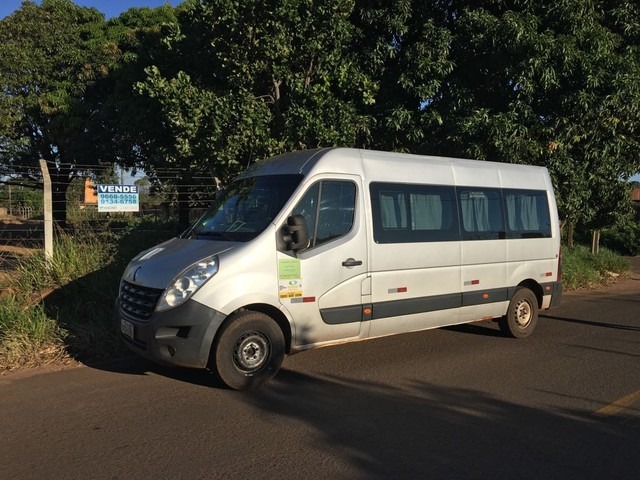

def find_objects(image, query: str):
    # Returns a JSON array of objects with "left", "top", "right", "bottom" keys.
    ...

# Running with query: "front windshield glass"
[{"left": 185, "top": 174, "right": 303, "bottom": 242}]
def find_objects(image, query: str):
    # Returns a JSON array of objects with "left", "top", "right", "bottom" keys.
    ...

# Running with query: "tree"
[
  {"left": 90, "top": 5, "right": 178, "bottom": 173},
  {"left": 350, "top": 0, "right": 453, "bottom": 152},
  {"left": 132, "top": 0, "right": 373, "bottom": 224},
  {"left": 424, "top": 1, "right": 640, "bottom": 245},
  {"left": 133, "top": 0, "right": 456, "bottom": 224},
  {"left": 0, "top": 0, "right": 118, "bottom": 226}
]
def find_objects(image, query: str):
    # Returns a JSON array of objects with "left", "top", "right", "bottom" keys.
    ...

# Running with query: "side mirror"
[{"left": 284, "top": 214, "right": 310, "bottom": 251}]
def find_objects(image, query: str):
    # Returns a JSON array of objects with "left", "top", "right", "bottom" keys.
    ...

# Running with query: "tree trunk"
[
  {"left": 51, "top": 186, "right": 67, "bottom": 227},
  {"left": 567, "top": 222, "right": 575, "bottom": 248}
]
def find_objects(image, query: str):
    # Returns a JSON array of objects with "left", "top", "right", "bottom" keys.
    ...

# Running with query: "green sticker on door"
[{"left": 278, "top": 259, "right": 303, "bottom": 299}]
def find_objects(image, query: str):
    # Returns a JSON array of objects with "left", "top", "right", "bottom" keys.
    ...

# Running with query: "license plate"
[{"left": 120, "top": 319, "right": 134, "bottom": 340}]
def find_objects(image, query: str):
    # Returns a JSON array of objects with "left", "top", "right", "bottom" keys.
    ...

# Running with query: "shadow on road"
[
  {"left": 442, "top": 321, "right": 505, "bottom": 337},
  {"left": 233, "top": 369, "right": 640, "bottom": 479},
  {"left": 82, "top": 355, "right": 640, "bottom": 478},
  {"left": 541, "top": 314, "right": 640, "bottom": 332},
  {"left": 84, "top": 354, "right": 227, "bottom": 389}
]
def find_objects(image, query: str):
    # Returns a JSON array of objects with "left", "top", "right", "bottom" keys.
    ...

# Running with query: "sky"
[{"left": 0, "top": 0, "right": 182, "bottom": 20}]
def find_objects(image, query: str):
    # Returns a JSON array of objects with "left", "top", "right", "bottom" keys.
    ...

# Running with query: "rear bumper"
[{"left": 547, "top": 281, "right": 563, "bottom": 309}]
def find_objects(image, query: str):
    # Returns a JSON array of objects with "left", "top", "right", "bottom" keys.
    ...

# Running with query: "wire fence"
[{"left": 0, "top": 163, "right": 218, "bottom": 258}]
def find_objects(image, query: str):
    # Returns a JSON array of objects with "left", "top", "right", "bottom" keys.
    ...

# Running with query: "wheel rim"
[
  {"left": 233, "top": 331, "right": 270, "bottom": 373},
  {"left": 514, "top": 299, "right": 532, "bottom": 328}
]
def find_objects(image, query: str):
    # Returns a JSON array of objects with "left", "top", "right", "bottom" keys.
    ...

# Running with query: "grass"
[
  {"left": 0, "top": 217, "right": 178, "bottom": 372},
  {"left": 0, "top": 222, "right": 634, "bottom": 371},
  {"left": 561, "top": 245, "right": 631, "bottom": 290},
  {"left": 12, "top": 231, "right": 115, "bottom": 294},
  {"left": 0, "top": 294, "right": 66, "bottom": 369}
]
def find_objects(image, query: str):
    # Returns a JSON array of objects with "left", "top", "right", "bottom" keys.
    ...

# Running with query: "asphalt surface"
[{"left": 1, "top": 258, "right": 639, "bottom": 479}]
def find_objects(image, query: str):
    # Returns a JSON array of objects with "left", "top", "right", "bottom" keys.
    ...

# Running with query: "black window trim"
[
  {"left": 370, "top": 181, "right": 552, "bottom": 244},
  {"left": 295, "top": 179, "right": 359, "bottom": 251}
]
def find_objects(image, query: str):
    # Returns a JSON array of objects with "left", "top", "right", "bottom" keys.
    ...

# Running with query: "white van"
[{"left": 117, "top": 148, "right": 562, "bottom": 390}]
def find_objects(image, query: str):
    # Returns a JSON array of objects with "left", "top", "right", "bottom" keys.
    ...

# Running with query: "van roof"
[{"left": 238, "top": 148, "right": 551, "bottom": 190}]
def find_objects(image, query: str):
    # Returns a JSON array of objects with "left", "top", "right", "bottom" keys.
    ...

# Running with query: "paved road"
[{"left": 1, "top": 261, "right": 639, "bottom": 479}]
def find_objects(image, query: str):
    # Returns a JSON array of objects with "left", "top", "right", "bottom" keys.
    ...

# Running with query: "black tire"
[
  {"left": 499, "top": 287, "right": 538, "bottom": 338},
  {"left": 211, "top": 311, "right": 285, "bottom": 391}
]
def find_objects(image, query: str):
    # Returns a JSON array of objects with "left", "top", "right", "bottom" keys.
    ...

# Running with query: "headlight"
[{"left": 156, "top": 255, "right": 219, "bottom": 312}]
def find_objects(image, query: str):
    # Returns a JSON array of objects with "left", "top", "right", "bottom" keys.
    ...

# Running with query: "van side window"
[
  {"left": 371, "top": 183, "right": 459, "bottom": 243},
  {"left": 504, "top": 189, "right": 551, "bottom": 238},
  {"left": 292, "top": 180, "right": 356, "bottom": 248},
  {"left": 458, "top": 188, "right": 505, "bottom": 240}
]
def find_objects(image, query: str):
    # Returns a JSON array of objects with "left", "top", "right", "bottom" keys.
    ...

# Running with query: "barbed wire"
[
  {"left": 2, "top": 158, "right": 265, "bottom": 252},
  {"left": 0, "top": 165, "right": 222, "bottom": 180},
  {"left": 3, "top": 162, "right": 238, "bottom": 175}
]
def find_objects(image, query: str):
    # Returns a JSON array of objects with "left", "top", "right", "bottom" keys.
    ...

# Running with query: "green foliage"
[
  {"left": 134, "top": 177, "right": 168, "bottom": 209},
  {"left": 95, "top": 4, "right": 178, "bottom": 169},
  {"left": 13, "top": 231, "right": 115, "bottom": 294},
  {"left": 425, "top": 1, "right": 640, "bottom": 233},
  {"left": 600, "top": 223, "right": 640, "bottom": 256},
  {"left": 562, "top": 245, "right": 630, "bottom": 290},
  {"left": 3, "top": 0, "right": 639, "bottom": 241},
  {"left": 134, "top": 0, "right": 454, "bottom": 165},
  {"left": 353, "top": 0, "right": 454, "bottom": 151},
  {"left": 0, "top": 183, "right": 43, "bottom": 214},
  {"left": 0, "top": 0, "right": 117, "bottom": 225}
]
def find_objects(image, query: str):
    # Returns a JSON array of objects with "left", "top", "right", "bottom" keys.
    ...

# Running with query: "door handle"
[{"left": 342, "top": 258, "right": 363, "bottom": 267}]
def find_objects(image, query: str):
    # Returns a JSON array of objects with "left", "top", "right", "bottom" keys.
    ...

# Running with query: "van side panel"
[
  {"left": 363, "top": 152, "right": 462, "bottom": 336},
  {"left": 453, "top": 165, "right": 509, "bottom": 322},
  {"left": 367, "top": 243, "right": 462, "bottom": 337},
  {"left": 358, "top": 150, "right": 561, "bottom": 337},
  {"left": 459, "top": 241, "right": 509, "bottom": 322}
]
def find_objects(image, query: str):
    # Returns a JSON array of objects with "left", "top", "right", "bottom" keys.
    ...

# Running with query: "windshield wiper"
[{"left": 194, "top": 231, "right": 234, "bottom": 241}]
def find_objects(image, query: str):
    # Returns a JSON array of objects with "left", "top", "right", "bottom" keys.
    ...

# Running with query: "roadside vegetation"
[
  {"left": 0, "top": 217, "right": 178, "bottom": 372},
  {"left": 561, "top": 245, "right": 630, "bottom": 290},
  {"left": 0, "top": 217, "right": 634, "bottom": 372}
]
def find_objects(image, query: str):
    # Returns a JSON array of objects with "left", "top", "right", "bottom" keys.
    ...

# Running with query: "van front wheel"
[
  {"left": 499, "top": 287, "right": 538, "bottom": 338},
  {"left": 211, "top": 311, "right": 285, "bottom": 391}
]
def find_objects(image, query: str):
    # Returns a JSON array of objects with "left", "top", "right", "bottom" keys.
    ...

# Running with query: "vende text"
[{"left": 98, "top": 185, "right": 138, "bottom": 193}]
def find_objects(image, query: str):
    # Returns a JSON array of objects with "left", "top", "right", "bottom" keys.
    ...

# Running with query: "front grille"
[{"left": 120, "top": 281, "right": 163, "bottom": 321}]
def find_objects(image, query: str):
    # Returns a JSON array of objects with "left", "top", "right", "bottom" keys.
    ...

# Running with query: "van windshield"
[{"left": 184, "top": 174, "right": 303, "bottom": 242}]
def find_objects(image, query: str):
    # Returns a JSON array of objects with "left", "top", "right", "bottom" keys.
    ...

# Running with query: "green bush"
[
  {"left": 600, "top": 223, "right": 640, "bottom": 256},
  {"left": 562, "top": 245, "right": 630, "bottom": 290}
]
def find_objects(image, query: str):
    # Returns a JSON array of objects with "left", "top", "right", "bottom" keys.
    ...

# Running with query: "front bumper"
[{"left": 116, "top": 298, "right": 227, "bottom": 369}]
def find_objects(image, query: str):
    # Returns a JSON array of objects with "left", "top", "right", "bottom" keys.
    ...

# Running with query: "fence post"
[{"left": 39, "top": 159, "right": 53, "bottom": 261}]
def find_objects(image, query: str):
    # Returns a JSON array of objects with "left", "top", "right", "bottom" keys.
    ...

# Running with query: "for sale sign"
[{"left": 97, "top": 184, "right": 139, "bottom": 212}]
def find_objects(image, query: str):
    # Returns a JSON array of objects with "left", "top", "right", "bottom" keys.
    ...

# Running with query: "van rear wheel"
[
  {"left": 499, "top": 287, "right": 538, "bottom": 338},
  {"left": 211, "top": 311, "right": 285, "bottom": 391}
]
